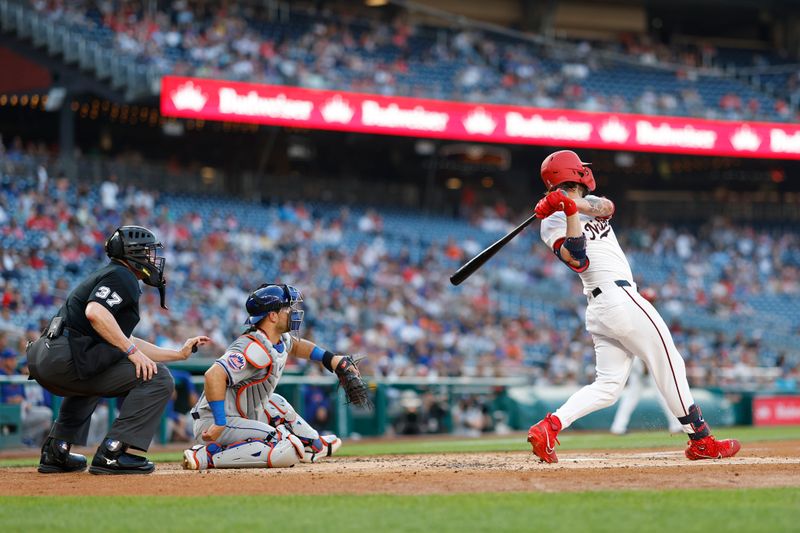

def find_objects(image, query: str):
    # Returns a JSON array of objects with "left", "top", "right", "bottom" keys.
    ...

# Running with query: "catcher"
[{"left": 182, "top": 283, "right": 370, "bottom": 470}]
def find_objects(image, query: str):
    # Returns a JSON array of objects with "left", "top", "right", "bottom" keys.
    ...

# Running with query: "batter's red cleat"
[
  {"left": 685, "top": 435, "right": 741, "bottom": 460},
  {"left": 528, "top": 414, "right": 562, "bottom": 463}
]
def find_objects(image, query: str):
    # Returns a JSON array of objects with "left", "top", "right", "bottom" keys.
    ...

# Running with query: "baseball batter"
[
  {"left": 182, "top": 283, "right": 370, "bottom": 470},
  {"left": 527, "top": 150, "right": 741, "bottom": 462}
]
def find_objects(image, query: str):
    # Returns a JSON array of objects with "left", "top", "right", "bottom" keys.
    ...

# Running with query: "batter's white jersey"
[
  {"left": 539, "top": 209, "right": 634, "bottom": 293},
  {"left": 538, "top": 204, "right": 696, "bottom": 433},
  {"left": 192, "top": 329, "right": 292, "bottom": 420}
]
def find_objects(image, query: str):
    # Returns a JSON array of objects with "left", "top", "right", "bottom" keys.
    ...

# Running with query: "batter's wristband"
[
  {"left": 209, "top": 400, "right": 226, "bottom": 427},
  {"left": 310, "top": 346, "right": 325, "bottom": 362}
]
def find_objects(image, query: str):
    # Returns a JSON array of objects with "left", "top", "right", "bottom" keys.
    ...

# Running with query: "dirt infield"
[{"left": 2, "top": 439, "right": 799, "bottom": 496}]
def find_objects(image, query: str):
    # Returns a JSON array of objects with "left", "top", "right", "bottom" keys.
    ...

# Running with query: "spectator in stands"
[
  {"left": 393, "top": 390, "right": 425, "bottom": 435},
  {"left": 451, "top": 395, "right": 491, "bottom": 437},
  {"left": 303, "top": 384, "right": 332, "bottom": 433},
  {"left": 32, "top": 281, "right": 55, "bottom": 308},
  {"left": 164, "top": 369, "right": 198, "bottom": 442},
  {"left": 1, "top": 281, "right": 21, "bottom": 312},
  {"left": 99, "top": 174, "right": 120, "bottom": 211},
  {"left": 0, "top": 348, "right": 53, "bottom": 446}
]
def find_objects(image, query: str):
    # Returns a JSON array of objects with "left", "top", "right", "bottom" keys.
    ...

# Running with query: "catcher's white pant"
[
  {"left": 187, "top": 394, "right": 341, "bottom": 469},
  {"left": 553, "top": 280, "right": 695, "bottom": 435},
  {"left": 609, "top": 358, "right": 683, "bottom": 434}
]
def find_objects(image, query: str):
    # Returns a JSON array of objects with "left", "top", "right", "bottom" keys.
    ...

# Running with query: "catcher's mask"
[
  {"left": 105, "top": 225, "right": 168, "bottom": 309},
  {"left": 245, "top": 283, "right": 304, "bottom": 338}
]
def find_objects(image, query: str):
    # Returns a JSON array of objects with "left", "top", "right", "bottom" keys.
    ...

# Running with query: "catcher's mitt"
[{"left": 335, "top": 356, "right": 373, "bottom": 409}]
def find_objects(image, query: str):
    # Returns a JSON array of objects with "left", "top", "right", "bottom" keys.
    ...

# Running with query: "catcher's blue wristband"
[
  {"left": 310, "top": 346, "right": 325, "bottom": 362},
  {"left": 209, "top": 400, "right": 226, "bottom": 427}
]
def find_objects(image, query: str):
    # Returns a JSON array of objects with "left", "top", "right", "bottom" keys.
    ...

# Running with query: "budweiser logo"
[
  {"left": 755, "top": 405, "right": 772, "bottom": 421},
  {"left": 321, "top": 95, "right": 355, "bottom": 124},
  {"left": 170, "top": 81, "right": 208, "bottom": 112},
  {"left": 770, "top": 129, "right": 800, "bottom": 153},
  {"left": 218, "top": 88, "right": 313, "bottom": 120},
  {"left": 361, "top": 100, "right": 449, "bottom": 131},
  {"left": 505, "top": 113, "right": 593, "bottom": 140},
  {"left": 598, "top": 117, "right": 630, "bottom": 143},
  {"left": 636, "top": 121, "right": 717, "bottom": 149},
  {"left": 462, "top": 107, "right": 497, "bottom": 135},
  {"left": 730, "top": 125, "right": 761, "bottom": 151}
]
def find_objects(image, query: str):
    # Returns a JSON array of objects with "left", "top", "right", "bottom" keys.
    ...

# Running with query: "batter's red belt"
[{"left": 590, "top": 279, "right": 631, "bottom": 298}]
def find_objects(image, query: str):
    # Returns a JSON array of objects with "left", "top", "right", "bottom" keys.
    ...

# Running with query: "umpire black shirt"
[{"left": 59, "top": 261, "right": 142, "bottom": 343}]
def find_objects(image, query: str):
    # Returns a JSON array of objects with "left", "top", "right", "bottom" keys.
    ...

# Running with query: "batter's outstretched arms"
[{"left": 574, "top": 195, "right": 615, "bottom": 219}]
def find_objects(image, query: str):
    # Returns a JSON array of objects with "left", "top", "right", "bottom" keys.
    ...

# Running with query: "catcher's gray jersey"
[{"left": 192, "top": 329, "right": 292, "bottom": 420}]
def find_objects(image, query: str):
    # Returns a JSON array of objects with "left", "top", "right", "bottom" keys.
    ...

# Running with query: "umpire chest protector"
[
  {"left": 219, "top": 330, "right": 292, "bottom": 419},
  {"left": 63, "top": 262, "right": 141, "bottom": 342},
  {"left": 53, "top": 262, "right": 142, "bottom": 380}
]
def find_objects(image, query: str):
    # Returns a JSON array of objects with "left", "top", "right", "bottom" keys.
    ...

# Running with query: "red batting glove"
[
  {"left": 546, "top": 190, "right": 578, "bottom": 216},
  {"left": 535, "top": 191, "right": 578, "bottom": 219},
  {"left": 534, "top": 196, "right": 555, "bottom": 219}
]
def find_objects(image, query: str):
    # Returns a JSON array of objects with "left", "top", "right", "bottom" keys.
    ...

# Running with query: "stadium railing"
[
  {"left": 0, "top": 0, "right": 158, "bottom": 100},
  {"left": 2, "top": 371, "right": 793, "bottom": 450}
]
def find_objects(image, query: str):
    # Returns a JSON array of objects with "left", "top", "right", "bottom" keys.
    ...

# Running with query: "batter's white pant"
[
  {"left": 609, "top": 358, "right": 683, "bottom": 434},
  {"left": 554, "top": 280, "right": 695, "bottom": 435}
]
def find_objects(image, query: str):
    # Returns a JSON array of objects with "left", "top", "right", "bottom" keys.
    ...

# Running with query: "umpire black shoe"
[
  {"left": 88, "top": 439, "right": 155, "bottom": 475},
  {"left": 38, "top": 437, "right": 88, "bottom": 474}
]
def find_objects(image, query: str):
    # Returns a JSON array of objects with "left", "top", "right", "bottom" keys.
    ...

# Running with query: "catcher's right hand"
[{"left": 335, "top": 356, "right": 373, "bottom": 410}]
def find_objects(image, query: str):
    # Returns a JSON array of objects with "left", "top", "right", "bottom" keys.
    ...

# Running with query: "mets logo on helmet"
[{"left": 226, "top": 353, "right": 246, "bottom": 371}]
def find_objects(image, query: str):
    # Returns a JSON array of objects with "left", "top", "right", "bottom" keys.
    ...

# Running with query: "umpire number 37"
[{"left": 95, "top": 286, "right": 123, "bottom": 307}]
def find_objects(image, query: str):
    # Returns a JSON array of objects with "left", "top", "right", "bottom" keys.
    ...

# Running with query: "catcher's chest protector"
[{"left": 224, "top": 331, "right": 292, "bottom": 419}]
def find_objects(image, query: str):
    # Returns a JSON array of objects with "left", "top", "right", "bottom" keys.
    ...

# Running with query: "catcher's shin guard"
[
  {"left": 182, "top": 444, "right": 214, "bottom": 470},
  {"left": 186, "top": 436, "right": 304, "bottom": 469}
]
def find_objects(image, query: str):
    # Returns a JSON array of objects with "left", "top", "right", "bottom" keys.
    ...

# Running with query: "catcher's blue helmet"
[{"left": 245, "top": 284, "right": 304, "bottom": 334}]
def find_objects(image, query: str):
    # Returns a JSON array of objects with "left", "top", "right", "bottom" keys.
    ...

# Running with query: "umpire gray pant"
[{"left": 27, "top": 336, "right": 174, "bottom": 451}]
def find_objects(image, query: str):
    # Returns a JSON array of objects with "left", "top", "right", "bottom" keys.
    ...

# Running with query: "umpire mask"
[{"left": 105, "top": 226, "right": 169, "bottom": 309}]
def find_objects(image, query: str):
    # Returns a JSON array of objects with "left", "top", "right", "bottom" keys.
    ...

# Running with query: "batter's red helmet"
[{"left": 540, "top": 150, "right": 596, "bottom": 192}]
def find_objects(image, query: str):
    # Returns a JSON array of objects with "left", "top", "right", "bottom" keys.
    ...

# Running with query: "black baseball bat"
[{"left": 449, "top": 213, "right": 538, "bottom": 286}]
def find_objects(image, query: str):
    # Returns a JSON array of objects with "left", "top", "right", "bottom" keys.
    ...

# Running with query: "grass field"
[
  {"left": 1, "top": 490, "right": 799, "bottom": 533},
  {"left": 2, "top": 425, "right": 799, "bottom": 532}
]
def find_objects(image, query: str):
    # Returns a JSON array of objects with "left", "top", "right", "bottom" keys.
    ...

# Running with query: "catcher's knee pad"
[
  {"left": 268, "top": 434, "right": 305, "bottom": 468},
  {"left": 264, "top": 394, "right": 298, "bottom": 427}
]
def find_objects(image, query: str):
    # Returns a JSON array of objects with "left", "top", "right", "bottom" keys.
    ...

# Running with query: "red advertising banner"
[
  {"left": 753, "top": 396, "right": 800, "bottom": 426},
  {"left": 161, "top": 76, "right": 800, "bottom": 159}
]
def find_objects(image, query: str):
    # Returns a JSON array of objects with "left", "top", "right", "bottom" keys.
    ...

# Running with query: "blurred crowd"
[
  {"left": 2, "top": 141, "right": 799, "bottom": 443},
  {"left": 28, "top": 0, "right": 798, "bottom": 122},
  {"left": 2, "top": 139, "right": 798, "bottom": 382}
]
